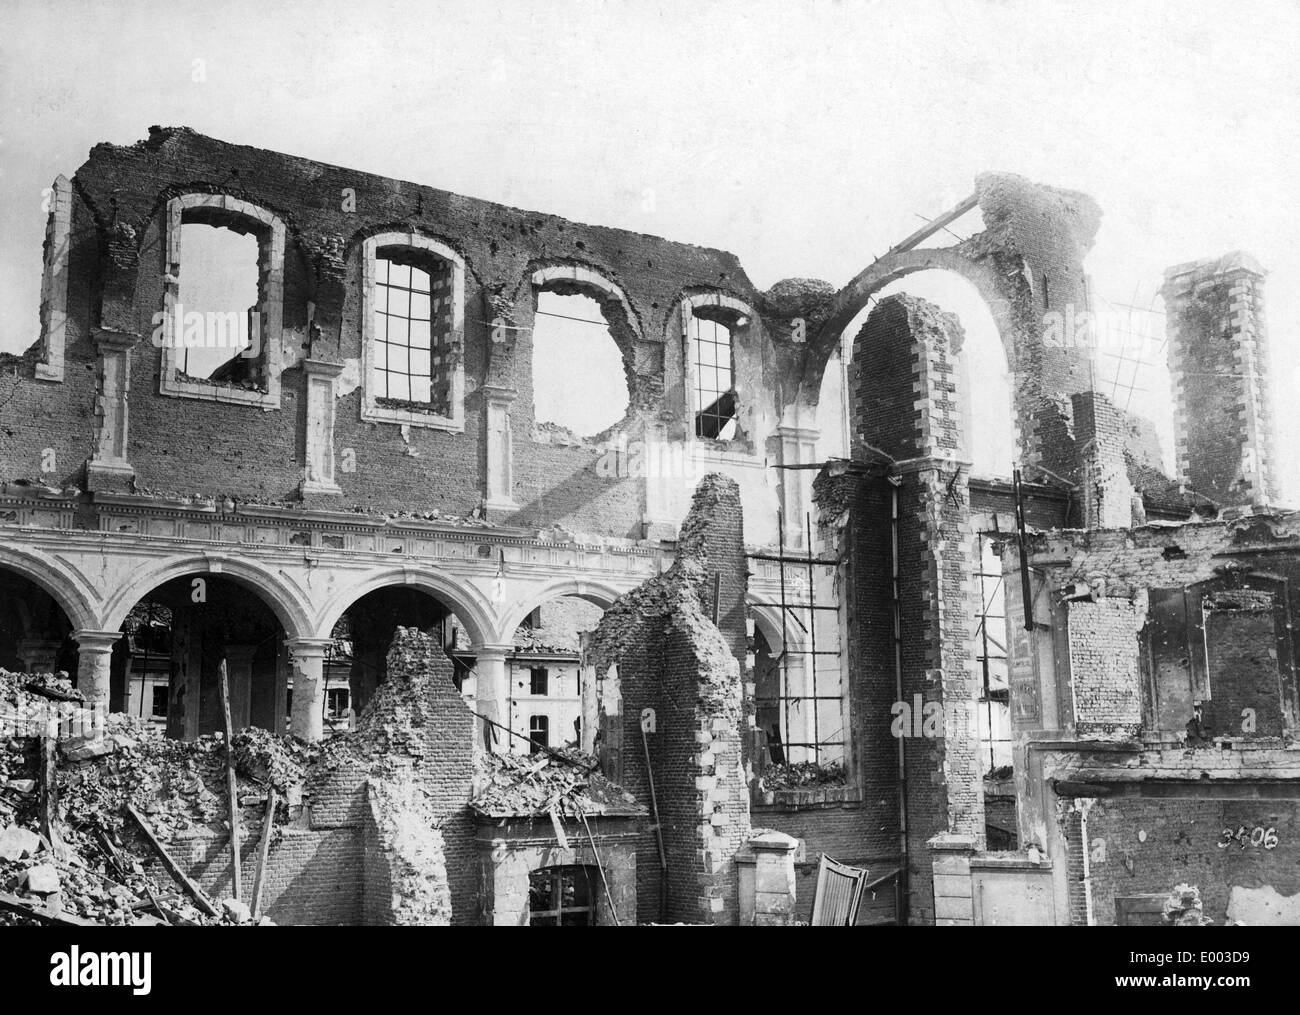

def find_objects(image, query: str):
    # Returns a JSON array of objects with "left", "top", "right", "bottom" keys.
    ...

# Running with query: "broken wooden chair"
[{"left": 809, "top": 853, "right": 867, "bottom": 926}]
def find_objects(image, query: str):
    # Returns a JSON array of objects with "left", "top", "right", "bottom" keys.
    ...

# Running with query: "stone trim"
[{"left": 159, "top": 193, "right": 285, "bottom": 409}]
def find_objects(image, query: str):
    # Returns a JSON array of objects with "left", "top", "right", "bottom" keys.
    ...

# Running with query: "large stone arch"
[
  {"left": 100, "top": 553, "right": 315, "bottom": 640},
  {"left": 748, "top": 599, "right": 806, "bottom": 657},
  {"left": 0, "top": 544, "right": 100, "bottom": 632},
  {"left": 313, "top": 564, "right": 496, "bottom": 648},
  {"left": 496, "top": 576, "right": 630, "bottom": 643},
  {"left": 803, "top": 247, "right": 1027, "bottom": 420}
]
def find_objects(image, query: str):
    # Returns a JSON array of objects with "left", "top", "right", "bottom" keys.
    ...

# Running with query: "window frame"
[
  {"left": 527, "top": 865, "right": 599, "bottom": 926},
  {"left": 361, "top": 232, "right": 465, "bottom": 431},
  {"left": 160, "top": 194, "right": 285, "bottom": 409},
  {"left": 679, "top": 292, "right": 756, "bottom": 453}
]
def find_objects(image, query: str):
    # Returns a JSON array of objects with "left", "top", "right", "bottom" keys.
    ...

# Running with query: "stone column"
[
  {"left": 286, "top": 637, "right": 333, "bottom": 742},
  {"left": 225, "top": 644, "right": 256, "bottom": 732},
  {"left": 776, "top": 424, "right": 819, "bottom": 549},
  {"left": 483, "top": 384, "right": 517, "bottom": 516},
  {"left": 750, "top": 831, "right": 799, "bottom": 926},
  {"left": 74, "top": 630, "right": 121, "bottom": 708},
  {"left": 929, "top": 832, "right": 977, "bottom": 926},
  {"left": 642, "top": 419, "right": 679, "bottom": 541},
  {"left": 301, "top": 358, "right": 344, "bottom": 496},
  {"left": 87, "top": 329, "right": 138, "bottom": 490},
  {"left": 474, "top": 644, "right": 513, "bottom": 752}
]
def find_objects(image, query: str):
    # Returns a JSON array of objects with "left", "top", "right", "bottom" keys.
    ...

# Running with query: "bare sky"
[{"left": 2, "top": 0, "right": 1296, "bottom": 499}]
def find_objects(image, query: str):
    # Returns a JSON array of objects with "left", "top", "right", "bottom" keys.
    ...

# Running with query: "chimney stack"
[{"left": 1161, "top": 251, "right": 1276, "bottom": 512}]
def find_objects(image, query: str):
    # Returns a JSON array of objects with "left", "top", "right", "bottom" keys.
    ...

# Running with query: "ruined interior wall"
[
  {"left": 308, "top": 627, "right": 476, "bottom": 923},
  {"left": 0, "top": 190, "right": 102, "bottom": 491},
  {"left": 3, "top": 127, "right": 773, "bottom": 542},
  {"left": 362, "top": 772, "right": 453, "bottom": 925},
  {"left": 1027, "top": 512, "right": 1300, "bottom": 742},
  {"left": 587, "top": 473, "right": 751, "bottom": 923}
]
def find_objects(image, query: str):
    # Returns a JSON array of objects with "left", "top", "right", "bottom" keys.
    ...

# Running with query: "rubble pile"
[
  {"left": 469, "top": 747, "right": 644, "bottom": 818},
  {"left": 0, "top": 668, "right": 312, "bottom": 926}
]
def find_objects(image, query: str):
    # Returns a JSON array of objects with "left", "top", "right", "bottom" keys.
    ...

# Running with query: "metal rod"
[
  {"left": 806, "top": 512, "right": 820, "bottom": 765},
  {"left": 1013, "top": 468, "right": 1034, "bottom": 632},
  {"left": 640, "top": 723, "right": 669, "bottom": 919},
  {"left": 575, "top": 803, "right": 620, "bottom": 928},
  {"left": 777, "top": 509, "right": 791, "bottom": 765}
]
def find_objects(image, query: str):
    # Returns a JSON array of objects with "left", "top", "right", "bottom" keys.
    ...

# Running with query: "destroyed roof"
[{"left": 468, "top": 747, "right": 645, "bottom": 819}]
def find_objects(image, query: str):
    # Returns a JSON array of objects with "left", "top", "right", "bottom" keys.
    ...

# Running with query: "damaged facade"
[{"left": 0, "top": 125, "right": 1289, "bottom": 924}]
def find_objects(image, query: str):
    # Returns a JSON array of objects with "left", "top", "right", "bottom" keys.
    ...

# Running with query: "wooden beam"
[
  {"left": 250, "top": 788, "right": 277, "bottom": 921},
  {"left": 125, "top": 803, "right": 220, "bottom": 917},
  {"left": 884, "top": 193, "right": 979, "bottom": 257},
  {"left": 220, "top": 658, "right": 242, "bottom": 903},
  {"left": 0, "top": 890, "right": 101, "bottom": 927}
]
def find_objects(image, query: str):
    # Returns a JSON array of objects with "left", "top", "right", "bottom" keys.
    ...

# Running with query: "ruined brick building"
[{"left": 0, "top": 126, "right": 1292, "bottom": 924}]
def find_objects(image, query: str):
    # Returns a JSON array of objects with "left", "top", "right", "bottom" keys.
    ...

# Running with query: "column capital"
[
  {"left": 481, "top": 383, "right": 518, "bottom": 403},
  {"left": 283, "top": 636, "right": 335, "bottom": 660},
  {"left": 472, "top": 643, "right": 516, "bottom": 659},
  {"left": 72, "top": 629, "right": 122, "bottom": 653},
  {"left": 92, "top": 327, "right": 141, "bottom": 353},
  {"left": 775, "top": 424, "right": 820, "bottom": 442},
  {"left": 302, "top": 357, "right": 345, "bottom": 378}
]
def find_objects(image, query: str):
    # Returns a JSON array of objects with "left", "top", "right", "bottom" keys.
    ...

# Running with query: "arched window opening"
[
  {"left": 372, "top": 247, "right": 456, "bottom": 413},
  {"left": 531, "top": 291, "right": 629, "bottom": 439},
  {"left": 691, "top": 309, "right": 738, "bottom": 441},
  {"left": 176, "top": 222, "right": 261, "bottom": 381},
  {"left": 817, "top": 269, "right": 1013, "bottom": 480}
]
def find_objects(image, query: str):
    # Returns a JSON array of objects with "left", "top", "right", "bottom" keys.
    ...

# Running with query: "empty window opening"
[
  {"left": 177, "top": 222, "right": 260, "bottom": 381},
  {"left": 529, "top": 714, "right": 549, "bottom": 753},
  {"left": 975, "top": 535, "right": 1012, "bottom": 775},
  {"left": 528, "top": 865, "right": 599, "bottom": 926},
  {"left": 531, "top": 291, "right": 628, "bottom": 438},
  {"left": 373, "top": 250, "right": 455, "bottom": 410},
  {"left": 151, "top": 684, "right": 170, "bottom": 719},
  {"left": 832, "top": 270, "right": 1014, "bottom": 479},
  {"left": 530, "top": 666, "right": 549, "bottom": 696},
  {"left": 752, "top": 623, "right": 847, "bottom": 777},
  {"left": 692, "top": 312, "right": 738, "bottom": 440}
]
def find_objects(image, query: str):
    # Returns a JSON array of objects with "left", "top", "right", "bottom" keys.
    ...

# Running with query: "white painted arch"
[
  {"left": 313, "top": 563, "right": 497, "bottom": 647},
  {"left": 100, "top": 553, "right": 316, "bottom": 640}
]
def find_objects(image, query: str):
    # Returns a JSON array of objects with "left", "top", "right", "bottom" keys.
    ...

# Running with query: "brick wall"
[
  {"left": 1066, "top": 795, "right": 1300, "bottom": 926},
  {"left": 1, "top": 127, "right": 765, "bottom": 542},
  {"left": 1067, "top": 599, "right": 1142, "bottom": 738},
  {"left": 587, "top": 473, "right": 751, "bottom": 924}
]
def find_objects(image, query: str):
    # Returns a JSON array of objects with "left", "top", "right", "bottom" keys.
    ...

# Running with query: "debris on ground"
[{"left": 0, "top": 668, "right": 305, "bottom": 926}]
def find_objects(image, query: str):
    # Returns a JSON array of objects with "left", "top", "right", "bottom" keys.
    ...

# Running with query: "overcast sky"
[{"left": 2, "top": 0, "right": 1296, "bottom": 500}]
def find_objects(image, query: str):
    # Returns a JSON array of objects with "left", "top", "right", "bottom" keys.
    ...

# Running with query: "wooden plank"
[
  {"left": 250, "top": 787, "right": 277, "bottom": 921},
  {"left": 38, "top": 735, "right": 65, "bottom": 858},
  {"left": 97, "top": 828, "right": 171, "bottom": 926},
  {"left": 124, "top": 803, "right": 220, "bottom": 917},
  {"left": 0, "top": 890, "right": 101, "bottom": 927},
  {"left": 219, "top": 658, "right": 242, "bottom": 903},
  {"left": 884, "top": 193, "right": 980, "bottom": 257}
]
